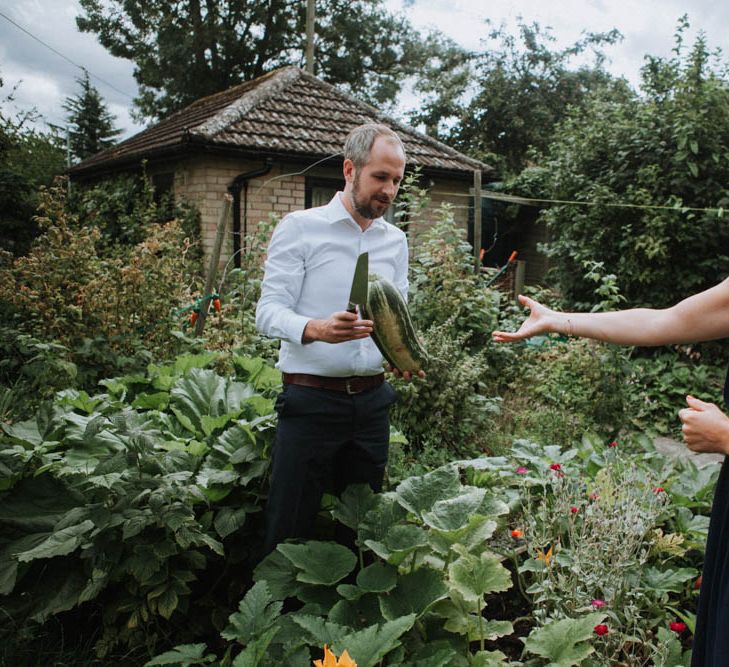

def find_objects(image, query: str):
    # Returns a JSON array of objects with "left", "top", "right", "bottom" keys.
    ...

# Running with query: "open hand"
[
  {"left": 678, "top": 395, "right": 729, "bottom": 455},
  {"left": 492, "top": 294, "right": 557, "bottom": 342},
  {"left": 303, "top": 311, "right": 373, "bottom": 343}
]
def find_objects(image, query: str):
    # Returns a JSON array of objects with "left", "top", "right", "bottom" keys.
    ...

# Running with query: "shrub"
[
  {"left": 389, "top": 319, "right": 500, "bottom": 467},
  {"left": 529, "top": 23, "right": 729, "bottom": 309},
  {"left": 0, "top": 181, "right": 204, "bottom": 386}
]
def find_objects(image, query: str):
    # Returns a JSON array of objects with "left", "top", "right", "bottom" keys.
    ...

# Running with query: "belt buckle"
[{"left": 345, "top": 379, "right": 358, "bottom": 395}]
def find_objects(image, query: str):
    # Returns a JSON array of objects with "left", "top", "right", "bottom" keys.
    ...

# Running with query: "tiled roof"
[{"left": 69, "top": 66, "right": 492, "bottom": 178}]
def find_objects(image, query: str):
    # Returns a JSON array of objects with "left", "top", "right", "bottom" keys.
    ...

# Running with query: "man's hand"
[
  {"left": 387, "top": 364, "right": 426, "bottom": 381},
  {"left": 492, "top": 294, "right": 561, "bottom": 342},
  {"left": 303, "top": 311, "right": 373, "bottom": 343},
  {"left": 678, "top": 395, "right": 729, "bottom": 455}
]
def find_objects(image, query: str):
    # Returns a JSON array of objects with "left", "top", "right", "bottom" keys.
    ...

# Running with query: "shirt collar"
[{"left": 325, "top": 192, "right": 387, "bottom": 230}]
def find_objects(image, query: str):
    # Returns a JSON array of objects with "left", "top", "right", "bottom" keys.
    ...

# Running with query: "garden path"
[{"left": 653, "top": 436, "right": 724, "bottom": 469}]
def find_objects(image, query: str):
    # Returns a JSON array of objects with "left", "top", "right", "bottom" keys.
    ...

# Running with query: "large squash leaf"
[{"left": 524, "top": 612, "right": 607, "bottom": 666}]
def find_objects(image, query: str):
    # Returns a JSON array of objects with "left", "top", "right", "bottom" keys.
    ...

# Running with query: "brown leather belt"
[{"left": 282, "top": 372, "right": 385, "bottom": 394}]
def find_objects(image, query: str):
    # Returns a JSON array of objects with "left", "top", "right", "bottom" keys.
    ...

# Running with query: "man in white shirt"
[{"left": 256, "top": 123, "right": 410, "bottom": 554}]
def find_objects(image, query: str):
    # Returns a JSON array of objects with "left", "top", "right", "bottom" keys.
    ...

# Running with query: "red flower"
[
  {"left": 594, "top": 624, "right": 609, "bottom": 636},
  {"left": 694, "top": 575, "right": 703, "bottom": 589},
  {"left": 570, "top": 506, "right": 579, "bottom": 514},
  {"left": 549, "top": 463, "right": 562, "bottom": 471},
  {"left": 670, "top": 621, "right": 687, "bottom": 633},
  {"left": 511, "top": 529, "right": 523, "bottom": 538},
  {"left": 608, "top": 441, "right": 618, "bottom": 448},
  {"left": 591, "top": 599, "right": 605, "bottom": 608},
  {"left": 516, "top": 466, "right": 528, "bottom": 475},
  {"left": 653, "top": 487, "right": 665, "bottom": 494}
]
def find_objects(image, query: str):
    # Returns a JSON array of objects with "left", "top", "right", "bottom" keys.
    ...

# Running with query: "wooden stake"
[
  {"left": 473, "top": 169, "right": 482, "bottom": 274},
  {"left": 195, "top": 194, "right": 232, "bottom": 336}
]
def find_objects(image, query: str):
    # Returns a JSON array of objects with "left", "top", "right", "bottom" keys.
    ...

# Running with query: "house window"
[
  {"left": 152, "top": 172, "right": 175, "bottom": 203},
  {"left": 305, "top": 176, "right": 396, "bottom": 222},
  {"left": 151, "top": 172, "right": 176, "bottom": 221}
]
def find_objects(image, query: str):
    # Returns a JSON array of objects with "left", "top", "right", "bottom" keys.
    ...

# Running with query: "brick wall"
[
  {"left": 167, "top": 156, "right": 485, "bottom": 276},
  {"left": 172, "top": 157, "right": 306, "bottom": 270}
]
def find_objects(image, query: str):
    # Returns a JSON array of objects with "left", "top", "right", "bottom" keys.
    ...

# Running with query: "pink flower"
[
  {"left": 589, "top": 492, "right": 600, "bottom": 501},
  {"left": 570, "top": 506, "right": 579, "bottom": 514},
  {"left": 670, "top": 621, "right": 687, "bottom": 633},
  {"left": 594, "top": 624, "right": 609, "bottom": 636},
  {"left": 608, "top": 441, "right": 618, "bottom": 448},
  {"left": 591, "top": 599, "right": 606, "bottom": 608},
  {"left": 549, "top": 463, "right": 562, "bottom": 471},
  {"left": 516, "top": 466, "right": 528, "bottom": 475}
]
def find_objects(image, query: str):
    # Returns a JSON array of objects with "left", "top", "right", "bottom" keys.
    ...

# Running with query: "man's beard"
[{"left": 351, "top": 172, "right": 391, "bottom": 220}]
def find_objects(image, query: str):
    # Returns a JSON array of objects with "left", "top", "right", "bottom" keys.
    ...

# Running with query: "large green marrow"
[{"left": 361, "top": 274, "right": 428, "bottom": 373}]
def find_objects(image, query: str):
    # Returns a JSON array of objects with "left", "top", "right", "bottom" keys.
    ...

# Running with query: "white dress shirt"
[{"left": 255, "top": 193, "right": 409, "bottom": 376}]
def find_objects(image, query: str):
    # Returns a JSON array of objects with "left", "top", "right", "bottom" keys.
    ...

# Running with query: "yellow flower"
[
  {"left": 313, "top": 645, "right": 358, "bottom": 667},
  {"left": 536, "top": 545, "right": 553, "bottom": 566}
]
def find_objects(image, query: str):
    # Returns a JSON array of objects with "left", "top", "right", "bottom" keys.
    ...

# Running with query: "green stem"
[
  {"left": 478, "top": 597, "right": 484, "bottom": 652},
  {"left": 409, "top": 548, "right": 418, "bottom": 574},
  {"left": 511, "top": 549, "right": 530, "bottom": 604},
  {"left": 358, "top": 545, "right": 364, "bottom": 571}
]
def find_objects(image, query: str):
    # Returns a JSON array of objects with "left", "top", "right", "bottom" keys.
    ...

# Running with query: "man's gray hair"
[{"left": 344, "top": 123, "right": 405, "bottom": 168}]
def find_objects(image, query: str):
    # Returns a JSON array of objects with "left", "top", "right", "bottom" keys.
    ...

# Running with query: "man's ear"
[{"left": 343, "top": 158, "right": 355, "bottom": 184}]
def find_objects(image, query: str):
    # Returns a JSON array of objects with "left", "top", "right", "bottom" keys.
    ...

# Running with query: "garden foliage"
[
  {"left": 521, "top": 20, "right": 729, "bottom": 309},
  {"left": 0, "top": 353, "right": 279, "bottom": 658},
  {"left": 0, "top": 178, "right": 204, "bottom": 400},
  {"left": 141, "top": 433, "right": 707, "bottom": 666}
]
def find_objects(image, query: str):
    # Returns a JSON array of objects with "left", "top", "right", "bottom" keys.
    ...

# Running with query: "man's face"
[{"left": 345, "top": 136, "right": 406, "bottom": 222}]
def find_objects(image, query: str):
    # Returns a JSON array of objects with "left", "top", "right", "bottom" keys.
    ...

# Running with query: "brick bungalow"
[{"left": 69, "top": 66, "right": 545, "bottom": 281}]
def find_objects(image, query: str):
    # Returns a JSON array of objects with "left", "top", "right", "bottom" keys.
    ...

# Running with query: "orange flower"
[
  {"left": 511, "top": 529, "right": 523, "bottom": 538},
  {"left": 313, "top": 645, "right": 357, "bottom": 667},
  {"left": 536, "top": 545, "right": 553, "bottom": 566}
]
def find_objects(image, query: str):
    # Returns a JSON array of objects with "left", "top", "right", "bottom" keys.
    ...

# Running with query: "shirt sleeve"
[
  {"left": 393, "top": 232, "right": 409, "bottom": 301},
  {"left": 255, "top": 215, "right": 311, "bottom": 344}
]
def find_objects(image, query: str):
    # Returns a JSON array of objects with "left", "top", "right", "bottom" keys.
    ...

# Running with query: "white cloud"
[{"left": 2, "top": 0, "right": 728, "bottom": 142}]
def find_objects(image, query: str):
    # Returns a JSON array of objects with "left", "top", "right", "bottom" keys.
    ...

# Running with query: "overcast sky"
[{"left": 1, "top": 0, "right": 727, "bottom": 141}]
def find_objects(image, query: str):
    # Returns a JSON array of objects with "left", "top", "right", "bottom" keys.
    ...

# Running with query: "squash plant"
[{"left": 0, "top": 353, "right": 279, "bottom": 657}]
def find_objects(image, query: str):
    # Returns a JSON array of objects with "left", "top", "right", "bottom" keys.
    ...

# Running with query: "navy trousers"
[{"left": 263, "top": 381, "right": 397, "bottom": 555}]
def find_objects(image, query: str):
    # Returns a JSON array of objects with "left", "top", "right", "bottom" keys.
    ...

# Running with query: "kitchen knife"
[{"left": 346, "top": 252, "right": 369, "bottom": 313}]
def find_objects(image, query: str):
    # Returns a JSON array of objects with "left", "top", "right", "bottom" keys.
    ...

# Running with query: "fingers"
[
  {"left": 332, "top": 311, "right": 373, "bottom": 339},
  {"left": 492, "top": 330, "right": 522, "bottom": 342},
  {"left": 386, "top": 365, "right": 426, "bottom": 381},
  {"left": 678, "top": 400, "right": 729, "bottom": 455},
  {"left": 686, "top": 395, "right": 713, "bottom": 410}
]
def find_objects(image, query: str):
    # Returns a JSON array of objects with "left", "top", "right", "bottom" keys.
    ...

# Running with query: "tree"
[
  {"left": 523, "top": 19, "right": 729, "bottom": 309},
  {"left": 0, "top": 74, "right": 65, "bottom": 255},
  {"left": 76, "top": 0, "right": 444, "bottom": 121},
  {"left": 410, "top": 19, "right": 626, "bottom": 176},
  {"left": 63, "top": 70, "right": 121, "bottom": 162}
]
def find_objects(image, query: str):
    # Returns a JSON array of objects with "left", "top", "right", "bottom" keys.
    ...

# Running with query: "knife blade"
[{"left": 346, "top": 252, "right": 369, "bottom": 313}]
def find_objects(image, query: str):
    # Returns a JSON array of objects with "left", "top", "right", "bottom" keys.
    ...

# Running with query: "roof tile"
[{"left": 70, "top": 66, "right": 491, "bottom": 177}]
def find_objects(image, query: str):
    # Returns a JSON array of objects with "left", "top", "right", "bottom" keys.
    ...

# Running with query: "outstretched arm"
[{"left": 492, "top": 277, "right": 729, "bottom": 347}]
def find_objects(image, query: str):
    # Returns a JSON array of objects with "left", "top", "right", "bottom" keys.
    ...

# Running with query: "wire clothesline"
[
  {"left": 213, "top": 158, "right": 728, "bottom": 299},
  {"left": 429, "top": 189, "right": 728, "bottom": 214}
]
